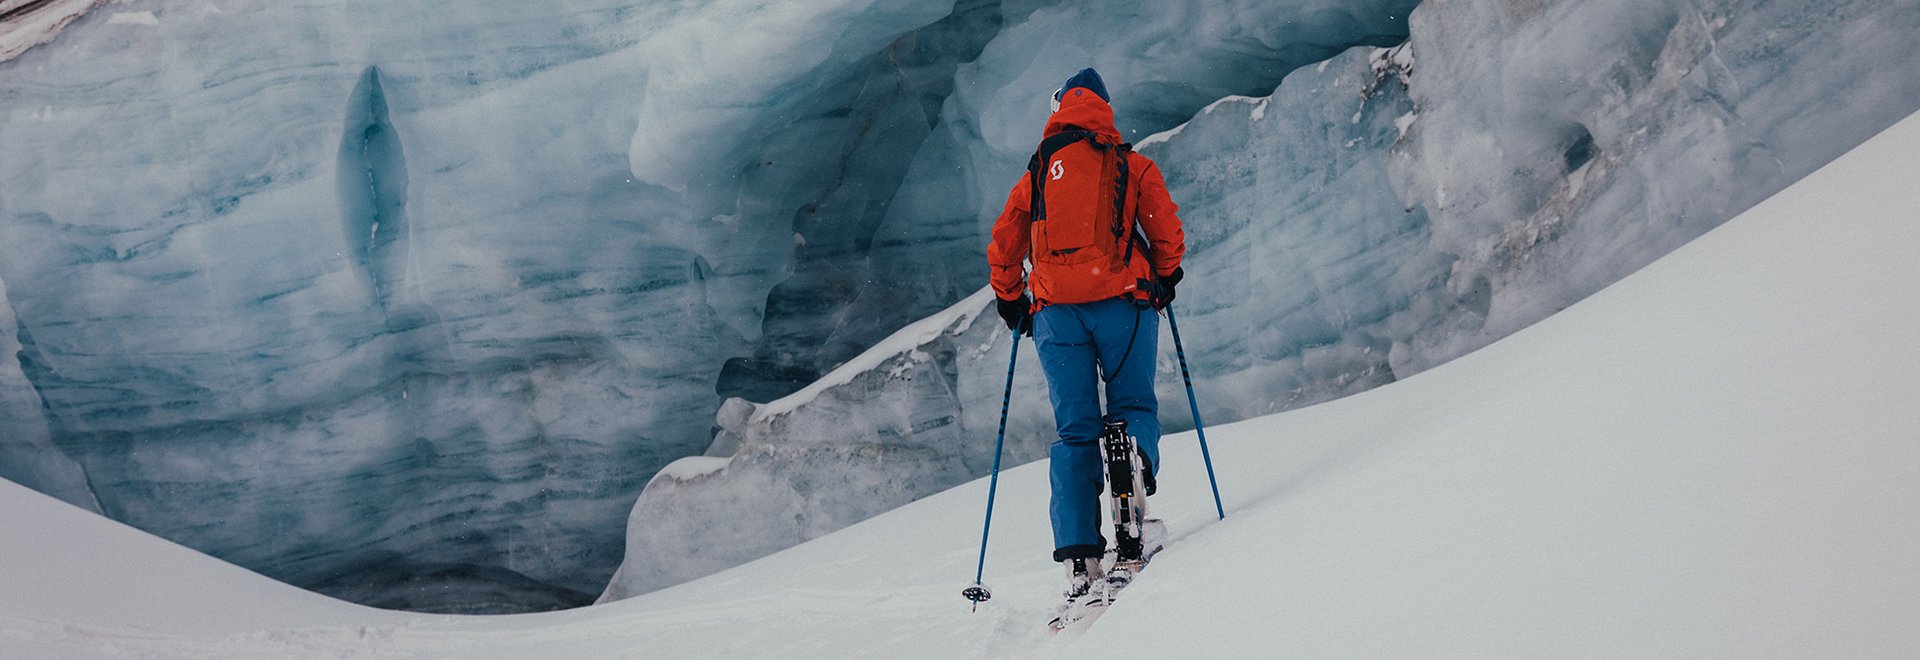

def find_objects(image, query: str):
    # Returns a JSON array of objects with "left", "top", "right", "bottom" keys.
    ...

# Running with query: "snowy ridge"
[
  {"left": 600, "top": 283, "right": 1048, "bottom": 601},
  {"left": 649, "top": 456, "right": 730, "bottom": 484},
  {"left": 751, "top": 286, "right": 995, "bottom": 423},
  {"left": 5, "top": 108, "right": 1918, "bottom": 659},
  {"left": 0, "top": 0, "right": 97, "bottom": 63},
  {"left": 1134, "top": 95, "right": 1268, "bottom": 150}
]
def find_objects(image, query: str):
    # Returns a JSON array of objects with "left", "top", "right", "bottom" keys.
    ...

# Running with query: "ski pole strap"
[{"left": 1167, "top": 305, "right": 1225, "bottom": 520}]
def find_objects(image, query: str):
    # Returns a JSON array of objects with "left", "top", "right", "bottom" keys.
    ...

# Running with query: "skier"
[{"left": 986, "top": 68, "right": 1186, "bottom": 615}]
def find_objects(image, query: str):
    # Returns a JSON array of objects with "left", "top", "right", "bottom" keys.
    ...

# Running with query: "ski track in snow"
[{"left": 6, "top": 112, "right": 1920, "bottom": 658}]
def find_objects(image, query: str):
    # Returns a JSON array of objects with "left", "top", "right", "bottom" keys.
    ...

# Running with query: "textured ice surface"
[
  {"left": 602, "top": 288, "right": 1057, "bottom": 600},
  {"left": 1165, "top": 0, "right": 1920, "bottom": 419},
  {"left": 1382, "top": 0, "right": 1920, "bottom": 375},
  {"left": 0, "top": 276, "right": 99, "bottom": 513},
  {"left": 723, "top": 0, "right": 1421, "bottom": 401},
  {"left": 0, "top": 0, "right": 1417, "bottom": 611},
  {"left": 603, "top": 0, "right": 1920, "bottom": 598},
  {"left": 0, "top": 0, "right": 951, "bottom": 611}
]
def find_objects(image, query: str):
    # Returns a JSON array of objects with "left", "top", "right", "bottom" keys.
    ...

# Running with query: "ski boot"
[
  {"left": 1108, "top": 518, "right": 1167, "bottom": 591},
  {"left": 1048, "top": 556, "right": 1111, "bottom": 630}
]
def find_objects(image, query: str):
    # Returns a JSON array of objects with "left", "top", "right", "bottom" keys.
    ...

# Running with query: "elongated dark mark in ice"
[{"left": 337, "top": 66, "right": 411, "bottom": 309}]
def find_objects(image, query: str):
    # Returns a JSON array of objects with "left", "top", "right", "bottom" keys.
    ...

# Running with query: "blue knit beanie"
[{"left": 1053, "top": 68, "right": 1111, "bottom": 105}]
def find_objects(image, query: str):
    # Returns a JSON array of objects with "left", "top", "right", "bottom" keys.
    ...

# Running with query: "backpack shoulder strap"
[{"left": 1115, "top": 143, "right": 1146, "bottom": 269}]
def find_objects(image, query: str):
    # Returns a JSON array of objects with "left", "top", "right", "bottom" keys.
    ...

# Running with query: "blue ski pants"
[{"left": 1033, "top": 296, "right": 1160, "bottom": 561}]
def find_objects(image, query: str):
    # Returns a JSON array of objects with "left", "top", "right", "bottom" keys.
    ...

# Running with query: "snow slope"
[{"left": 5, "top": 110, "right": 1919, "bottom": 658}]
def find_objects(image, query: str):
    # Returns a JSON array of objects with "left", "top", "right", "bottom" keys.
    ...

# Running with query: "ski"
[
  {"left": 1045, "top": 523, "right": 1165, "bottom": 634},
  {"left": 1046, "top": 585, "right": 1111, "bottom": 634}
]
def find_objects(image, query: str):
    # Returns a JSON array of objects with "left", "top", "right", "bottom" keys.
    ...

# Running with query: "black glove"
[
  {"left": 1146, "top": 267, "right": 1183, "bottom": 310},
  {"left": 996, "top": 295, "right": 1033, "bottom": 336}
]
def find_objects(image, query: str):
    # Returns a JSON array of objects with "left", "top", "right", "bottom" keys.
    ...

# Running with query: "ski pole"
[
  {"left": 964, "top": 326, "right": 1021, "bottom": 610},
  {"left": 1166, "top": 304, "right": 1225, "bottom": 520}
]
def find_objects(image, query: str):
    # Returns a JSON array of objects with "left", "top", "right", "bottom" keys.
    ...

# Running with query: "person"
[{"left": 985, "top": 68, "right": 1185, "bottom": 609}]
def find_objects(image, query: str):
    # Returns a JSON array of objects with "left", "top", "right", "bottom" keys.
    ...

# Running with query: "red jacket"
[{"left": 988, "top": 89, "right": 1185, "bottom": 307}]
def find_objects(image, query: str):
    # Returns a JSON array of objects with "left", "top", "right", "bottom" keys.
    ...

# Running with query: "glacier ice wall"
[
  {"left": 0, "top": 0, "right": 1422, "bottom": 612},
  {"left": 1162, "top": 0, "right": 1920, "bottom": 424},
  {"left": 0, "top": 275, "right": 100, "bottom": 512},
  {"left": 720, "top": 0, "right": 1420, "bottom": 401},
  {"left": 0, "top": 0, "right": 967, "bottom": 612},
  {"left": 603, "top": 0, "right": 1920, "bottom": 599}
]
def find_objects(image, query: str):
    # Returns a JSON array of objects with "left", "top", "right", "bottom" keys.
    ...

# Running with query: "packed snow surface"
[{"left": 5, "top": 109, "right": 1918, "bottom": 659}]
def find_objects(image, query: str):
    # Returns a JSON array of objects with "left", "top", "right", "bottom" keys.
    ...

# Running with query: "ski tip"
[{"left": 1047, "top": 602, "right": 1109, "bottom": 635}]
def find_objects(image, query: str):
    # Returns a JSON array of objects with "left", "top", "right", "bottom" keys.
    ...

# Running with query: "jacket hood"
[{"left": 1045, "top": 86, "right": 1123, "bottom": 143}]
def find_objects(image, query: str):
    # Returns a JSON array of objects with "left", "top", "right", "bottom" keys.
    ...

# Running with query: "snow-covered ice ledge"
[
  {"left": 602, "top": 286, "right": 1057, "bottom": 601},
  {"left": 751, "top": 287, "right": 996, "bottom": 423},
  {"left": 0, "top": 0, "right": 100, "bottom": 63}
]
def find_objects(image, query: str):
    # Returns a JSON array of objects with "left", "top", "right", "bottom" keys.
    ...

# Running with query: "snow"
[
  {"left": 651, "top": 456, "right": 730, "bottom": 483},
  {"left": 6, "top": 107, "right": 1919, "bottom": 659},
  {"left": 751, "top": 286, "right": 994, "bottom": 423},
  {"left": 1136, "top": 95, "right": 1267, "bottom": 149},
  {"left": 1394, "top": 110, "right": 1418, "bottom": 138},
  {"left": 1132, "top": 122, "right": 1186, "bottom": 150}
]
